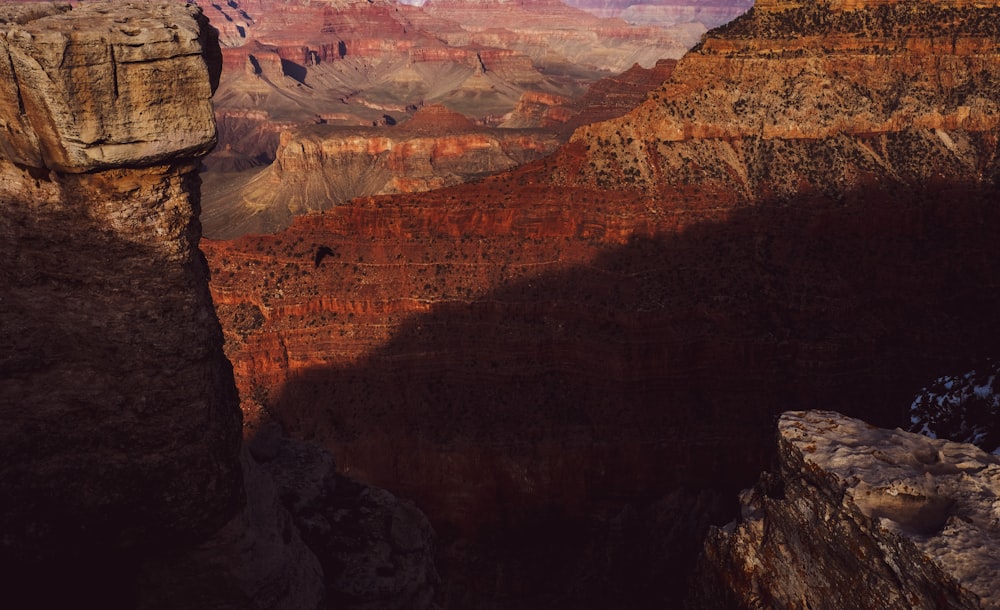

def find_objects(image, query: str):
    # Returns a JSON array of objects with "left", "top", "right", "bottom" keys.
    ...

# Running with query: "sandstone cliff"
[
  {"left": 0, "top": 0, "right": 239, "bottom": 558},
  {"left": 0, "top": 0, "right": 245, "bottom": 600},
  {"left": 691, "top": 410, "right": 1000, "bottom": 609},
  {"left": 564, "top": 0, "right": 1000, "bottom": 199},
  {"left": 203, "top": 105, "right": 564, "bottom": 237}
]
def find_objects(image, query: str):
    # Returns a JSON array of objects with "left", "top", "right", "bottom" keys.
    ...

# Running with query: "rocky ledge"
[
  {"left": 693, "top": 410, "right": 1000, "bottom": 609},
  {"left": 0, "top": 1, "right": 221, "bottom": 172}
]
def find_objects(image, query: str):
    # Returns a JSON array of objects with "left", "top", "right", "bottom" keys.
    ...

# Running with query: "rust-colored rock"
[
  {"left": 202, "top": 106, "right": 564, "bottom": 237},
  {"left": 200, "top": 0, "right": 700, "bottom": 236}
]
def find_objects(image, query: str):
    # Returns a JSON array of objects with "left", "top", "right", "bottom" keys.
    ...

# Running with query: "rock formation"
[
  {"left": 566, "top": 0, "right": 753, "bottom": 29},
  {"left": 563, "top": 0, "right": 1000, "bottom": 198},
  {"left": 0, "top": 0, "right": 244, "bottom": 601},
  {"left": 203, "top": 0, "right": 692, "bottom": 144},
  {"left": 0, "top": 3, "right": 436, "bottom": 608},
  {"left": 202, "top": 61, "right": 679, "bottom": 237},
  {"left": 203, "top": 0, "right": 1000, "bottom": 605},
  {"left": 202, "top": 105, "right": 564, "bottom": 237},
  {"left": 691, "top": 410, "right": 1000, "bottom": 609}
]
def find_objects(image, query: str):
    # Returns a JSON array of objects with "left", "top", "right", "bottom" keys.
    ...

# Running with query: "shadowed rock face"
[
  {"left": 691, "top": 410, "right": 1000, "bottom": 609},
  {"left": 0, "top": 0, "right": 242, "bottom": 599}
]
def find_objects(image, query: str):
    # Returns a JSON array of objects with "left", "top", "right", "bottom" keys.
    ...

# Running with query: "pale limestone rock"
[
  {"left": 0, "top": 1, "right": 220, "bottom": 172},
  {"left": 692, "top": 410, "right": 1000, "bottom": 609}
]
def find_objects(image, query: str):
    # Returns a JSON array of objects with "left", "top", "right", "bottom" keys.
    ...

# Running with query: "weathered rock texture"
[
  {"left": 0, "top": 0, "right": 242, "bottom": 574},
  {"left": 0, "top": 1, "right": 221, "bottom": 172},
  {"left": 204, "top": 0, "right": 1000, "bottom": 606},
  {"left": 253, "top": 434, "right": 439, "bottom": 609},
  {"left": 692, "top": 410, "right": 1000, "bottom": 609},
  {"left": 564, "top": 0, "right": 1000, "bottom": 197},
  {"left": 203, "top": 104, "right": 564, "bottom": 237}
]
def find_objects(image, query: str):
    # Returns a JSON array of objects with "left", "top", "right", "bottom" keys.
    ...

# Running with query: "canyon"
[
  {"left": 3, "top": 0, "right": 999, "bottom": 607},
  {"left": 202, "top": 0, "right": 1000, "bottom": 606},
  {"left": 566, "top": 0, "right": 754, "bottom": 28},
  {"left": 202, "top": 59, "right": 677, "bottom": 237},
  {"left": 197, "top": 0, "right": 702, "bottom": 236}
]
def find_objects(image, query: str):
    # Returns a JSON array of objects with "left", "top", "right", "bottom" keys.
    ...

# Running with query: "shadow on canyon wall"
[{"left": 266, "top": 179, "right": 1000, "bottom": 608}]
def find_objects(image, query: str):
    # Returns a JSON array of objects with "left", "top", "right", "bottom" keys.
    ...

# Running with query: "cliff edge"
[
  {"left": 692, "top": 410, "right": 1000, "bottom": 609},
  {"left": 0, "top": 0, "right": 242, "bottom": 568}
]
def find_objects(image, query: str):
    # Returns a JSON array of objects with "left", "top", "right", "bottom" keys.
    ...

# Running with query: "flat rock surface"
[
  {"left": 782, "top": 410, "right": 1000, "bottom": 607},
  {"left": 694, "top": 410, "right": 1000, "bottom": 609}
]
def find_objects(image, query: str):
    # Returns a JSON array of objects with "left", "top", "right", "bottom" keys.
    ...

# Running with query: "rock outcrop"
[
  {"left": 691, "top": 410, "right": 1000, "bottom": 609},
  {"left": 202, "top": 105, "right": 564, "bottom": 237},
  {"left": 0, "top": 1, "right": 221, "bottom": 171},
  {"left": 0, "top": 0, "right": 246, "bottom": 602},
  {"left": 253, "top": 435, "right": 440, "bottom": 609},
  {"left": 564, "top": 0, "right": 1000, "bottom": 198},
  {"left": 0, "top": 4, "right": 435, "bottom": 608}
]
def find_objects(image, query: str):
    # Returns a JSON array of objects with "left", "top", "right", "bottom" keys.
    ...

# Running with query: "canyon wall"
[
  {"left": 691, "top": 410, "right": 1000, "bottom": 609},
  {"left": 566, "top": 0, "right": 753, "bottom": 28},
  {"left": 198, "top": 0, "right": 701, "bottom": 237},
  {"left": 203, "top": 104, "right": 564, "bottom": 237},
  {"left": 566, "top": 1, "right": 1000, "bottom": 199},
  {"left": 204, "top": 0, "right": 1000, "bottom": 606}
]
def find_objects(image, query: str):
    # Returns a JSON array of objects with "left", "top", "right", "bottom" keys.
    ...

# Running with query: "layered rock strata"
[
  {"left": 204, "top": 0, "right": 1000, "bottom": 606},
  {"left": 566, "top": 0, "right": 753, "bottom": 28},
  {"left": 692, "top": 410, "right": 1000, "bottom": 609},
  {"left": 202, "top": 104, "right": 564, "bottom": 237},
  {"left": 199, "top": 0, "right": 702, "bottom": 236},
  {"left": 565, "top": 0, "right": 1000, "bottom": 198}
]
